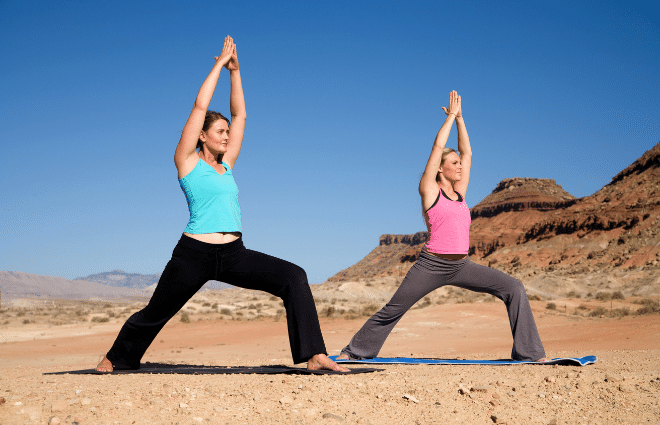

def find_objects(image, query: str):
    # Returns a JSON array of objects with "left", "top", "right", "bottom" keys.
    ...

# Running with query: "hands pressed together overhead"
[
  {"left": 215, "top": 36, "right": 239, "bottom": 71},
  {"left": 442, "top": 90, "right": 461, "bottom": 118}
]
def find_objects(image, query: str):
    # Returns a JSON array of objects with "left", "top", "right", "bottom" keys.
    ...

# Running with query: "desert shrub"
[
  {"left": 546, "top": 302, "right": 557, "bottom": 310},
  {"left": 180, "top": 312, "right": 190, "bottom": 323},
  {"left": 16, "top": 310, "right": 26, "bottom": 317},
  {"left": 211, "top": 303, "right": 218, "bottom": 309},
  {"left": 589, "top": 307, "right": 608, "bottom": 317},
  {"left": 202, "top": 302, "right": 211, "bottom": 307},
  {"left": 220, "top": 308, "right": 232, "bottom": 315},
  {"left": 248, "top": 304, "right": 258, "bottom": 310},
  {"left": 366, "top": 282, "right": 373, "bottom": 287},
  {"left": 529, "top": 295, "right": 542, "bottom": 301},
  {"left": 612, "top": 291, "right": 625, "bottom": 300},
  {"left": 269, "top": 296, "right": 278, "bottom": 301},
  {"left": 103, "top": 303, "right": 113, "bottom": 308},
  {"left": 595, "top": 292, "right": 612, "bottom": 302},
  {"left": 22, "top": 319, "right": 31, "bottom": 324},
  {"left": 361, "top": 304, "right": 380, "bottom": 316},
  {"left": 635, "top": 299, "right": 660, "bottom": 315},
  {"left": 567, "top": 290, "right": 581, "bottom": 299},
  {"left": 91, "top": 316, "right": 110, "bottom": 323},
  {"left": 609, "top": 307, "right": 630, "bottom": 318},
  {"left": 106, "top": 310, "right": 116, "bottom": 318},
  {"left": 577, "top": 304, "right": 589, "bottom": 311},
  {"left": 322, "top": 306, "right": 336, "bottom": 318}
]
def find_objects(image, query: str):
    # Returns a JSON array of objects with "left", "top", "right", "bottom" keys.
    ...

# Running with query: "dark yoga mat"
[
  {"left": 44, "top": 362, "right": 383, "bottom": 376},
  {"left": 329, "top": 355, "right": 598, "bottom": 366}
]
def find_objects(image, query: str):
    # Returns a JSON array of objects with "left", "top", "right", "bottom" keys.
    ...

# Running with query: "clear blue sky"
[{"left": 1, "top": 0, "right": 658, "bottom": 283}]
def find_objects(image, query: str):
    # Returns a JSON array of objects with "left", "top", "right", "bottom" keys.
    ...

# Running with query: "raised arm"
[
  {"left": 174, "top": 36, "right": 234, "bottom": 179},
  {"left": 419, "top": 91, "right": 460, "bottom": 210},
  {"left": 221, "top": 44, "right": 246, "bottom": 170},
  {"left": 453, "top": 99, "right": 472, "bottom": 197}
]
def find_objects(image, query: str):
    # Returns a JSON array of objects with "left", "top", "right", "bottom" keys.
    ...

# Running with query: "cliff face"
[{"left": 328, "top": 141, "right": 660, "bottom": 286}]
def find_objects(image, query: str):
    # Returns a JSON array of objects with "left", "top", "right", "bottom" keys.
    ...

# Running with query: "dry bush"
[
  {"left": 595, "top": 292, "right": 612, "bottom": 302},
  {"left": 577, "top": 304, "right": 589, "bottom": 311},
  {"left": 22, "top": 319, "right": 31, "bottom": 324},
  {"left": 180, "top": 312, "right": 191, "bottom": 323},
  {"left": 546, "top": 302, "right": 557, "bottom": 310},
  {"left": 202, "top": 302, "right": 211, "bottom": 307},
  {"left": 211, "top": 303, "right": 218, "bottom": 309},
  {"left": 589, "top": 307, "right": 608, "bottom": 317},
  {"left": 322, "top": 306, "right": 336, "bottom": 318},
  {"left": 529, "top": 294, "right": 542, "bottom": 301},
  {"left": 567, "top": 290, "right": 581, "bottom": 299},
  {"left": 361, "top": 304, "right": 380, "bottom": 316},
  {"left": 635, "top": 299, "right": 660, "bottom": 315},
  {"left": 609, "top": 307, "right": 630, "bottom": 317},
  {"left": 612, "top": 291, "right": 625, "bottom": 300},
  {"left": 91, "top": 316, "right": 110, "bottom": 323},
  {"left": 220, "top": 308, "right": 232, "bottom": 315}
]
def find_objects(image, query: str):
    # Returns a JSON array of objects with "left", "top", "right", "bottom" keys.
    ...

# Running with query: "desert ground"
[{"left": 1, "top": 286, "right": 659, "bottom": 425}]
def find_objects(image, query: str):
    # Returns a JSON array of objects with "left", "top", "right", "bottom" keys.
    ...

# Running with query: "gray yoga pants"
[{"left": 340, "top": 251, "right": 546, "bottom": 361}]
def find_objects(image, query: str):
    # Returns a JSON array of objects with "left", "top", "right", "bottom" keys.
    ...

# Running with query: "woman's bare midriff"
[
  {"left": 422, "top": 248, "right": 467, "bottom": 261},
  {"left": 184, "top": 232, "right": 241, "bottom": 244}
]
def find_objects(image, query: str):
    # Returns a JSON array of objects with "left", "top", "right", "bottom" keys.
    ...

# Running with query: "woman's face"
[
  {"left": 439, "top": 152, "right": 462, "bottom": 182},
  {"left": 201, "top": 119, "right": 229, "bottom": 154}
]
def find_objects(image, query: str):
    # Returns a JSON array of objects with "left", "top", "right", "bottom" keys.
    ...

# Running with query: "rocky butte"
[{"left": 329, "top": 141, "right": 660, "bottom": 298}]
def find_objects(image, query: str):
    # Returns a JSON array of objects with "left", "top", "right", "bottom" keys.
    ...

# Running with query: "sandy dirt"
[{"left": 1, "top": 299, "right": 659, "bottom": 424}]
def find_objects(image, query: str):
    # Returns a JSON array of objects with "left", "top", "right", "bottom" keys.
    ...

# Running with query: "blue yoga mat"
[{"left": 329, "top": 355, "right": 597, "bottom": 366}]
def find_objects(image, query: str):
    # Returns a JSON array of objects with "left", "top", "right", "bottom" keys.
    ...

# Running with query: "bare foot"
[
  {"left": 535, "top": 357, "right": 552, "bottom": 363},
  {"left": 307, "top": 354, "right": 349, "bottom": 372},
  {"left": 336, "top": 353, "right": 349, "bottom": 360},
  {"left": 95, "top": 356, "right": 114, "bottom": 372}
]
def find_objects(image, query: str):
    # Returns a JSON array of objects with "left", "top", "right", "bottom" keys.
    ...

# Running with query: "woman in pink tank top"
[{"left": 339, "top": 92, "right": 548, "bottom": 362}]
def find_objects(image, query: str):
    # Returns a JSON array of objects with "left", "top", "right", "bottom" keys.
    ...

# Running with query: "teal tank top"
[{"left": 179, "top": 159, "right": 242, "bottom": 234}]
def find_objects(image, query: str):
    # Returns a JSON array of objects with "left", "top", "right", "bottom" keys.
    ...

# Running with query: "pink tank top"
[{"left": 423, "top": 189, "right": 471, "bottom": 255}]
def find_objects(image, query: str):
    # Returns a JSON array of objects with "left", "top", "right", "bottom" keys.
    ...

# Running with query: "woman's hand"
[
  {"left": 224, "top": 44, "right": 239, "bottom": 71},
  {"left": 441, "top": 90, "right": 461, "bottom": 118},
  {"left": 214, "top": 36, "right": 235, "bottom": 68}
]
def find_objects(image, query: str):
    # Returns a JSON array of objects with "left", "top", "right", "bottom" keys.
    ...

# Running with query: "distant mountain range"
[
  {"left": 0, "top": 270, "right": 231, "bottom": 304},
  {"left": 74, "top": 270, "right": 161, "bottom": 289}
]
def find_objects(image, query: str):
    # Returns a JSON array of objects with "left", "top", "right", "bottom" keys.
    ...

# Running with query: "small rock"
[
  {"left": 279, "top": 396, "right": 294, "bottom": 405},
  {"left": 507, "top": 391, "right": 516, "bottom": 397},
  {"left": 605, "top": 374, "right": 622, "bottom": 383},
  {"left": 489, "top": 400, "right": 500, "bottom": 407},
  {"left": 496, "top": 380, "right": 505, "bottom": 386},
  {"left": 471, "top": 385, "right": 491, "bottom": 392},
  {"left": 0, "top": 397, "right": 5, "bottom": 405},
  {"left": 538, "top": 393, "right": 546, "bottom": 398},
  {"left": 322, "top": 412, "right": 344, "bottom": 421},
  {"left": 458, "top": 386, "right": 469, "bottom": 395},
  {"left": 13, "top": 401, "right": 23, "bottom": 406},
  {"left": 48, "top": 417, "right": 61, "bottom": 425},
  {"left": 544, "top": 376, "right": 556, "bottom": 383},
  {"left": 192, "top": 417, "right": 203, "bottom": 422},
  {"left": 51, "top": 400, "right": 67, "bottom": 413},
  {"left": 81, "top": 398, "right": 91, "bottom": 406},
  {"left": 179, "top": 402, "right": 189, "bottom": 408},
  {"left": 619, "top": 385, "right": 634, "bottom": 393},
  {"left": 491, "top": 413, "right": 506, "bottom": 423},
  {"left": 402, "top": 394, "right": 419, "bottom": 403},
  {"left": 492, "top": 393, "right": 500, "bottom": 399}
]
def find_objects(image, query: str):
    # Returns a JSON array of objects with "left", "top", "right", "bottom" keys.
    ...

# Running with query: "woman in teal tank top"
[{"left": 96, "top": 36, "right": 347, "bottom": 373}]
